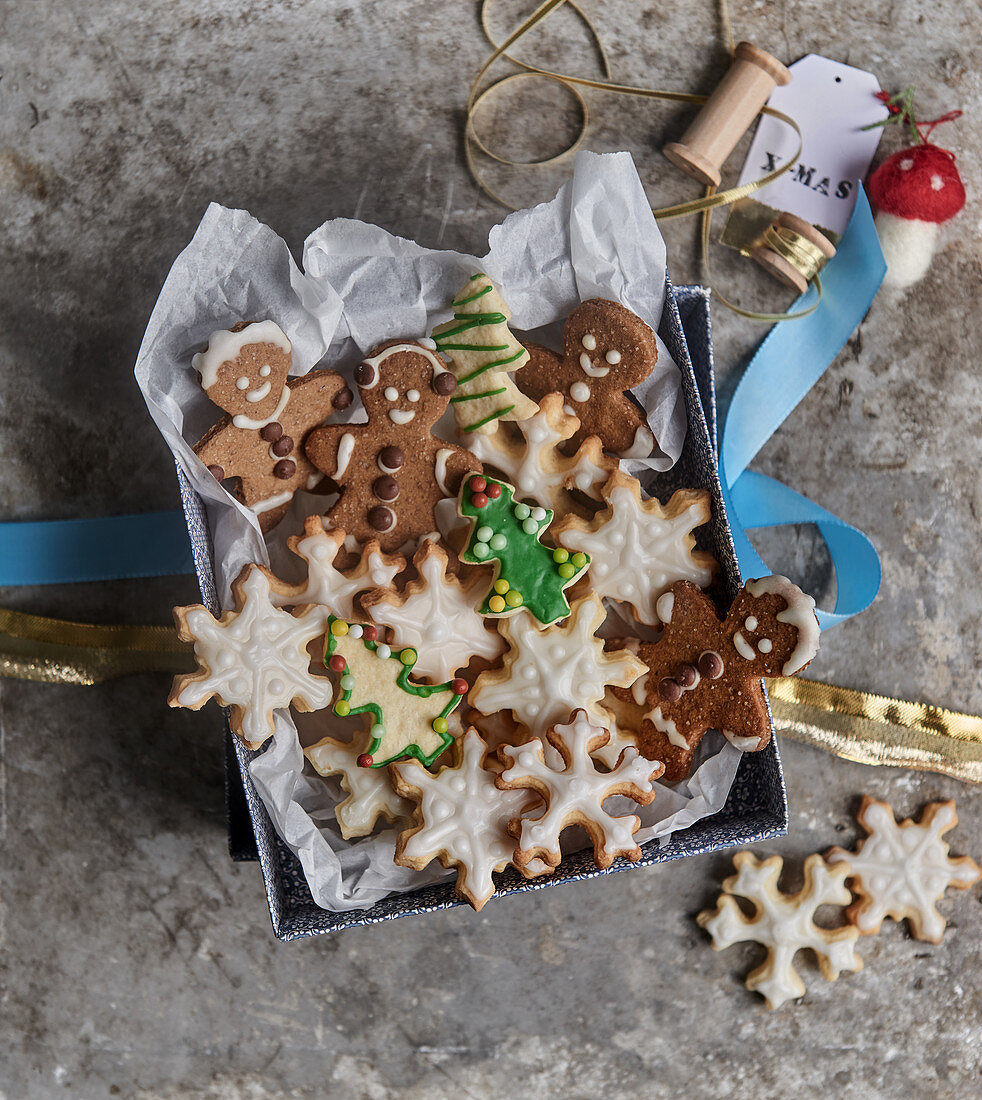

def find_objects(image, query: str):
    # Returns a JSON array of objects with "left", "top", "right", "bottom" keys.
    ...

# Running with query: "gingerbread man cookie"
[
  {"left": 304, "top": 341, "right": 481, "bottom": 552},
  {"left": 192, "top": 321, "right": 353, "bottom": 531},
  {"left": 611, "top": 575, "right": 820, "bottom": 780},
  {"left": 514, "top": 299, "right": 659, "bottom": 457}
]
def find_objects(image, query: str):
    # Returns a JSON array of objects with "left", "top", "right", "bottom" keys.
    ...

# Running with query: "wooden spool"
[
  {"left": 663, "top": 42, "right": 792, "bottom": 187},
  {"left": 751, "top": 212, "right": 837, "bottom": 293}
]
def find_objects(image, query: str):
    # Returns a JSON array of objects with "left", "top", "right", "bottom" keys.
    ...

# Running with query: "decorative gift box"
[
  {"left": 139, "top": 153, "right": 787, "bottom": 939},
  {"left": 174, "top": 281, "right": 787, "bottom": 940}
]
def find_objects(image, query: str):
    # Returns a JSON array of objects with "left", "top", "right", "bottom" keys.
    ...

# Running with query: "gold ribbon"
[
  {"left": 770, "top": 677, "right": 982, "bottom": 785},
  {"left": 2, "top": 604, "right": 979, "bottom": 786},
  {"left": 0, "top": 607, "right": 192, "bottom": 685},
  {"left": 468, "top": 0, "right": 820, "bottom": 322}
]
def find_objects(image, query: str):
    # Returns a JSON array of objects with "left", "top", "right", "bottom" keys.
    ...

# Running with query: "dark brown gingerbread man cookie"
[
  {"left": 192, "top": 320, "right": 352, "bottom": 532},
  {"left": 610, "top": 576, "right": 820, "bottom": 779},
  {"left": 304, "top": 340, "right": 481, "bottom": 552},
  {"left": 514, "top": 299, "right": 658, "bottom": 457}
]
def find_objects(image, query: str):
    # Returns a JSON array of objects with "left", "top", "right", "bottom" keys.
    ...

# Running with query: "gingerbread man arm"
[
  {"left": 193, "top": 419, "right": 237, "bottom": 480},
  {"left": 304, "top": 423, "right": 350, "bottom": 482},
  {"left": 287, "top": 369, "right": 353, "bottom": 422},
  {"left": 724, "top": 576, "right": 820, "bottom": 678},
  {"left": 657, "top": 581, "right": 725, "bottom": 644},
  {"left": 439, "top": 441, "right": 482, "bottom": 495}
]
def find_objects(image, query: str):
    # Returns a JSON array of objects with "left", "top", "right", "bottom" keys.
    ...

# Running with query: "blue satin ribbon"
[
  {"left": 0, "top": 511, "right": 193, "bottom": 586},
  {"left": 717, "top": 188, "right": 885, "bottom": 628}
]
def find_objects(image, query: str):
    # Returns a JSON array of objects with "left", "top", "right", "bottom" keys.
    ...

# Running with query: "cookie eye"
[
  {"left": 260, "top": 364, "right": 271, "bottom": 377},
  {"left": 605, "top": 350, "right": 621, "bottom": 364},
  {"left": 758, "top": 638, "right": 773, "bottom": 653},
  {"left": 236, "top": 376, "right": 249, "bottom": 390},
  {"left": 581, "top": 333, "right": 597, "bottom": 351},
  {"left": 384, "top": 386, "right": 399, "bottom": 402},
  {"left": 745, "top": 616, "right": 758, "bottom": 631},
  {"left": 407, "top": 389, "right": 420, "bottom": 402}
]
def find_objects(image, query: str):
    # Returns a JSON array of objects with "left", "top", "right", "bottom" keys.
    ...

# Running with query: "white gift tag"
[{"left": 734, "top": 55, "right": 889, "bottom": 234}]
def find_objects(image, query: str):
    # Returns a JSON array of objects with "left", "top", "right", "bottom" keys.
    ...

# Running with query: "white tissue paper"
[{"left": 136, "top": 150, "right": 741, "bottom": 912}]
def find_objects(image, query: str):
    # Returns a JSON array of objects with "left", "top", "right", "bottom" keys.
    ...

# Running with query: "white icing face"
[
  {"left": 260, "top": 364, "right": 271, "bottom": 377},
  {"left": 390, "top": 410, "right": 415, "bottom": 425},
  {"left": 745, "top": 576, "right": 820, "bottom": 674},
  {"left": 245, "top": 380, "right": 271, "bottom": 403},
  {"left": 499, "top": 710, "right": 660, "bottom": 867},
  {"left": 193, "top": 320, "right": 292, "bottom": 390},
  {"left": 605, "top": 350, "right": 621, "bottom": 364},
  {"left": 236, "top": 376, "right": 249, "bottom": 390},
  {"left": 581, "top": 333, "right": 597, "bottom": 351},
  {"left": 579, "top": 353, "right": 610, "bottom": 378},
  {"left": 570, "top": 381, "right": 591, "bottom": 403}
]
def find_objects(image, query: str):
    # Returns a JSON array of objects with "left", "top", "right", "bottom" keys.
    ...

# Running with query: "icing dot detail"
[
  {"left": 505, "top": 590, "right": 523, "bottom": 607},
  {"left": 557, "top": 562, "right": 575, "bottom": 579},
  {"left": 489, "top": 595, "right": 506, "bottom": 613},
  {"left": 489, "top": 533, "right": 507, "bottom": 550},
  {"left": 399, "top": 648, "right": 417, "bottom": 665},
  {"left": 451, "top": 678, "right": 468, "bottom": 695},
  {"left": 476, "top": 525, "right": 493, "bottom": 542},
  {"left": 432, "top": 717, "right": 449, "bottom": 734},
  {"left": 407, "top": 389, "right": 420, "bottom": 402},
  {"left": 570, "top": 552, "right": 587, "bottom": 568},
  {"left": 552, "top": 548, "right": 569, "bottom": 564},
  {"left": 581, "top": 333, "right": 597, "bottom": 350},
  {"left": 472, "top": 542, "right": 490, "bottom": 560},
  {"left": 328, "top": 655, "right": 347, "bottom": 672},
  {"left": 514, "top": 503, "right": 531, "bottom": 520},
  {"left": 347, "top": 624, "right": 363, "bottom": 640},
  {"left": 331, "top": 620, "right": 349, "bottom": 637},
  {"left": 523, "top": 517, "right": 538, "bottom": 534},
  {"left": 370, "top": 723, "right": 385, "bottom": 740},
  {"left": 339, "top": 674, "right": 355, "bottom": 691},
  {"left": 493, "top": 579, "right": 510, "bottom": 595},
  {"left": 384, "top": 386, "right": 399, "bottom": 401},
  {"left": 605, "top": 350, "right": 621, "bottom": 364},
  {"left": 472, "top": 493, "right": 489, "bottom": 509},
  {"left": 376, "top": 643, "right": 391, "bottom": 660},
  {"left": 530, "top": 507, "right": 546, "bottom": 522},
  {"left": 356, "top": 752, "right": 373, "bottom": 768},
  {"left": 469, "top": 476, "right": 487, "bottom": 493},
  {"left": 334, "top": 700, "right": 351, "bottom": 716},
  {"left": 486, "top": 482, "right": 502, "bottom": 499}
]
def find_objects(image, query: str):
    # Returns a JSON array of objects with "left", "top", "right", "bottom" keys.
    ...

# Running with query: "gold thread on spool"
[
  {"left": 663, "top": 42, "right": 792, "bottom": 187},
  {"left": 751, "top": 213, "right": 836, "bottom": 293}
]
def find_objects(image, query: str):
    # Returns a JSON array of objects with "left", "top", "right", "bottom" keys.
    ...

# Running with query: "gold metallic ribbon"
[
  {"left": 468, "top": 0, "right": 818, "bottom": 321},
  {"left": 0, "top": 607, "right": 192, "bottom": 685},
  {"left": 770, "top": 677, "right": 982, "bottom": 785},
  {"left": 2, "top": 605, "right": 978, "bottom": 785}
]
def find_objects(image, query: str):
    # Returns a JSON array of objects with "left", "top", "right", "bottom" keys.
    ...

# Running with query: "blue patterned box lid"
[{"left": 176, "top": 282, "right": 788, "bottom": 940}]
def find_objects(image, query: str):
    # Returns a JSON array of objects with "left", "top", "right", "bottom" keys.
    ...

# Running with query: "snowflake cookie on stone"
[
  {"left": 554, "top": 470, "right": 717, "bottom": 626},
  {"left": 469, "top": 592, "right": 647, "bottom": 746},
  {"left": 305, "top": 733, "right": 413, "bottom": 840},
  {"left": 304, "top": 340, "right": 480, "bottom": 551},
  {"left": 192, "top": 321, "right": 353, "bottom": 531},
  {"left": 514, "top": 299, "right": 659, "bottom": 457},
  {"left": 460, "top": 392, "right": 616, "bottom": 517},
  {"left": 263, "top": 515, "right": 406, "bottom": 619},
  {"left": 324, "top": 617, "right": 467, "bottom": 768},
  {"left": 497, "top": 710, "right": 664, "bottom": 871},
  {"left": 610, "top": 575, "right": 820, "bottom": 781},
  {"left": 697, "top": 852, "right": 863, "bottom": 1010},
  {"left": 458, "top": 473, "right": 590, "bottom": 625},
  {"left": 827, "top": 796, "right": 982, "bottom": 943},
  {"left": 361, "top": 541, "right": 504, "bottom": 682},
  {"left": 391, "top": 727, "right": 545, "bottom": 911},
  {"left": 169, "top": 565, "right": 334, "bottom": 749}
]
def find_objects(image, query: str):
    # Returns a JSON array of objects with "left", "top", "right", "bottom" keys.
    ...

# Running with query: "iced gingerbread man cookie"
[
  {"left": 611, "top": 575, "right": 820, "bottom": 780},
  {"left": 515, "top": 299, "right": 658, "bottom": 457},
  {"left": 304, "top": 341, "right": 480, "bottom": 552},
  {"left": 192, "top": 321, "right": 353, "bottom": 531}
]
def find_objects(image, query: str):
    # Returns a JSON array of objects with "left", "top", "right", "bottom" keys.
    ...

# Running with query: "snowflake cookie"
[
  {"left": 169, "top": 565, "right": 334, "bottom": 748},
  {"left": 497, "top": 710, "right": 664, "bottom": 870},
  {"left": 361, "top": 541, "right": 504, "bottom": 682},
  {"left": 461, "top": 392, "right": 616, "bottom": 516},
  {"left": 305, "top": 733, "right": 412, "bottom": 839},
  {"left": 324, "top": 617, "right": 467, "bottom": 768},
  {"left": 554, "top": 470, "right": 717, "bottom": 626},
  {"left": 697, "top": 852, "right": 863, "bottom": 1010},
  {"left": 391, "top": 727, "right": 544, "bottom": 910},
  {"left": 827, "top": 797, "right": 982, "bottom": 943},
  {"left": 264, "top": 516, "right": 406, "bottom": 618},
  {"left": 469, "top": 592, "right": 647, "bottom": 738}
]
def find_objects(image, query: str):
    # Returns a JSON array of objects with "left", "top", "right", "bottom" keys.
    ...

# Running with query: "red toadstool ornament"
[{"left": 865, "top": 88, "right": 965, "bottom": 289}]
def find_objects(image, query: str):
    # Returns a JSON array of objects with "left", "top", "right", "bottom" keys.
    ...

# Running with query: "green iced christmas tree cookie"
[{"left": 458, "top": 474, "right": 590, "bottom": 625}]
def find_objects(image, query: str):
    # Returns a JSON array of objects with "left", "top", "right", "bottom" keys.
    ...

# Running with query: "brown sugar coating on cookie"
[
  {"left": 512, "top": 299, "right": 659, "bottom": 457},
  {"left": 192, "top": 320, "right": 352, "bottom": 532},
  {"left": 304, "top": 340, "right": 481, "bottom": 552},
  {"left": 610, "top": 575, "right": 819, "bottom": 780},
  {"left": 514, "top": 299, "right": 659, "bottom": 458}
]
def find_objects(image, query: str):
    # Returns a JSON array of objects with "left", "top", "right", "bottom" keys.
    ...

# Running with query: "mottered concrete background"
[{"left": 1, "top": 2, "right": 980, "bottom": 1096}]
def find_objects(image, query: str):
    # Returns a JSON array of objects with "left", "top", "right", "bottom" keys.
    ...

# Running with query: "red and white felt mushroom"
[{"left": 865, "top": 89, "right": 965, "bottom": 289}]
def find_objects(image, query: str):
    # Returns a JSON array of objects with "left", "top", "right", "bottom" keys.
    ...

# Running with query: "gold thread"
[
  {"left": 468, "top": 0, "right": 812, "bottom": 322},
  {"left": 760, "top": 224, "right": 829, "bottom": 282}
]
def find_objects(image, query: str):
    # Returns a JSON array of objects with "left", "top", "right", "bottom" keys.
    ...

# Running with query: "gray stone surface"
[{"left": 1, "top": 1, "right": 980, "bottom": 1096}]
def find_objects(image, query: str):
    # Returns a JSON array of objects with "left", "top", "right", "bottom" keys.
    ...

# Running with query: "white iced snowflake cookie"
[
  {"left": 469, "top": 592, "right": 647, "bottom": 739},
  {"left": 697, "top": 852, "right": 863, "bottom": 1010},
  {"left": 827, "top": 796, "right": 982, "bottom": 943},
  {"left": 391, "top": 727, "right": 543, "bottom": 910},
  {"left": 263, "top": 515, "right": 406, "bottom": 618},
  {"left": 497, "top": 710, "right": 664, "bottom": 870},
  {"left": 305, "top": 733, "right": 413, "bottom": 840},
  {"left": 461, "top": 393, "right": 616, "bottom": 516},
  {"left": 554, "top": 470, "right": 717, "bottom": 626},
  {"left": 169, "top": 565, "right": 333, "bottom": 748},
  {"left": 362, "top": 542, "right": 504, "bottom": 682}
]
